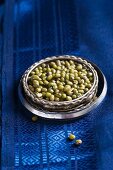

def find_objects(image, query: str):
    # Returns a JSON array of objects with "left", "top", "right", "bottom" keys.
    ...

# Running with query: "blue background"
[{"left": 1, "top": 0, "right": 113, "bottom": 169}]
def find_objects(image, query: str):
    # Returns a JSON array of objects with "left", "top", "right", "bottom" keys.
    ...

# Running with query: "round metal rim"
[{"left": 18, "top": 63, "right": 107, "bottom": 119}]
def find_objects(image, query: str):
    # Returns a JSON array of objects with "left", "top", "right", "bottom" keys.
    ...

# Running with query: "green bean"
[
  {"left": 35, "top": 68, "right": 39, "bottom": 72},
  {"left": 82, "top": 69, "right": 87, "bottom": 75},
  {"left": 78, "top": 90, "right": 84, "bottom": 94},
  {"left": 55, "top": 93, "right": 62, "bottom": 98},
  {"left": 58, "top": 84, "right": 64, "bottom": 91},
  {"left": 46, "top": 92, "right": 51, "bottom": 98},
  {"left": 89, "top": 77, "right": 93, "bottom": 81},
  {"left": 56, "top": 60, "right": 61, "bottom": 66},
  {"left": 70, "top": 73, "right": 75, "bottom": 80},
  {"left": 67, "top": 81, "right": 73, "bottom": 86},
  {"left": 77, "top": 93, "right": 82, "bottom": 97},
  {"left": 41, "top": 73, "right": 46, "bottom": 77},
  {"left": 51, "top": 68, "right": 56, "bottom": 73},
  {"left": 61, "top": 61, "right": 65, "bottom": 65},
  {"left": 38, "top": 66, "right": 42, "bottom": 70},
  {"left": 53, "top": 84, "right": 57, "bottom": 90},
  {"left": 73, "top": 80, "right": 78, "bottom": 84},
  {"left": 85, "top": 88, "right": 89, "bottom": 92},
  {"left": 55, "top": 97, "right": 60, "bottom": 101},
  {"left": 69, "top": 133, "right": 75, "bottom": 140},
  {"left": 36, "top": 93, "right": 42, "bottom": 98},
  {"left": 42, "top": 88, "right": 47, "bottom": 92},
  {"left": 66, "top": 74, "right": 69, "bottom": 80},
  {"left": 42, "top": 76, "right": 46, "bottom": 81},
  {"left": 50, "top": 95, "right": 55, "bottom": 101},
  {"left": 42, "top": 92, "right": 46, "bottom": 97},
  {"left": 61, "top": 65, "right": 65, "bottom": 70},
  {"left": 41, "top": 63, "right": 46, "bottom": 68},
  {"left": 66, "top": 69, "right": 69, "bottom": 73},
  {"left": 61, "top": 71, "right": 65, "bottom": 78},
  {"left": 39, "top": 80, "right": 43, "bottom": 85},
  {"left": 49, "top": 82, "right": 56, "bottom": 87},
  {"left": 64, "top": 85, "right": 71, "bottom": 92},
  {"left": 43, "top": 80, "right": 49, "bottom": 85},
  {"left": 67, "top": 90, "right": 73, "bottom": 96},
  {"left": 35, "top": 70, "right": 39, "bottom": 75},
  {"left": 79, "top": 84, "right": 85, "bottom": 90},
  {"left": 47, "top": 75, "right": 53, "bottom": 81},
  {"left": 69, "top": 60, "right": 74, "bottom": 65},
  {"left": 87, "top": 72, "right": 93, "bottom": 77},
  {"left": 72, "top": 94, "right": 77, "bottom": 99},
  {"left": 55, "top": 73, "right": 61, "bottom": 78},
  {"left": 35, "top": 87, "right": 42, "bottom": 92},
  {"left": 33, "top": 80, "right": 39, "bottom": 88},
  {"left": 32, "top": 115, "right": 38, "bottom": 121},
  {"left": 47, "top": 71, "right": 52, "bottom": 75},
  {"left": 57, "top": 66, "right": 61, "bottom": 70},
  {"left": 61, "top": 77, "right": 65, "bottom": 82},
  {"left": 73, "top": 89, "right": 78, "bottom": 95},
  {"left": 47, "top": 67, "right": 51, "bottom": 72},
  {"left": 43, "top": 68, "right": 47, "bottom": 72},
  {"left": 75, "top": 139, "right": 82, "bottom": 145},
  {"left": 85, "top": 78, "right": 90, "bottom": 83},
  {"left": 86, "top": 84, "right": 92, "bottom": 89},
  {"left": 31, "top": 75, "right": 39, "bottom": 80},
  {"left": 69, "top": 69, "right": 74, "bottom": 73},
  {"left": 73, "top": 84, "right": 78, "bottom": 88},
  {"left": 51, "top": 63, "right": 57, "bottom": 69},
  {"left": 54, "top": 89, "right": 60, "bottom": 94},
  {"left": 79, "top": 79, "right": 85, "bottom": 84},
  {"left": 48, "top": 88, "right": 54, "bottom": 93},
  {"left": 56, "top": 70, "right": 61, "bottom": 74},
  {"left": 74, "top": 70, "right": 78, "bottom": 73},
  {"left": 84, "top": 82, "right": 88, "bottom": 86},
  {"left": 75, "top": 76, "right": 80, "bottom": 81},
  {"left": 29, "top": 85, "right": 35, "bottom": 92},
  {"left": 65, "top": 61, "right": 70, "bottom": 68},
  {"left": 62, "top": 93, "right": 67, "bottom": 99},
  {"left": 66, "top": 96, "right": 72, "bottom": 101},
  {"left": 30, "top": 71, "right": 35, "bottom": 76},
  {"left": 77, "top": 64, "right": 82, "bottom": 70}
]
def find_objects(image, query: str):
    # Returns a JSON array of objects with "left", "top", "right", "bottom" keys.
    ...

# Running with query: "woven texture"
[
  {"left": 22, "top": 55, "right": 98, "bottom": 112},
  {"left": 1, "top": 0, "right": 113, "bottom": 170}
]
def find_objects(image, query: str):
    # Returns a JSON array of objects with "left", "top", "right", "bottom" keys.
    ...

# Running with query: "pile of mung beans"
[{"left": 28, "top": 60, "right": 94, "bottom": 101}]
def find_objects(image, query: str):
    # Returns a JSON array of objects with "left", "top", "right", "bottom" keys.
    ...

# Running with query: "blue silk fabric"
[{"left": 1, "top": 0, "right": 113, "bottom": 169}]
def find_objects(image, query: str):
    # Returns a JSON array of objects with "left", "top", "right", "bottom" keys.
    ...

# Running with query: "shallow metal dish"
[{"left": 18, "top": 58, "right": 107, "bottom": 119}]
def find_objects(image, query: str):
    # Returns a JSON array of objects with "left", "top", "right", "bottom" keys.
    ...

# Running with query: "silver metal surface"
[{"left": 18, "top": 62, "right": 107, "bottom": 119}]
